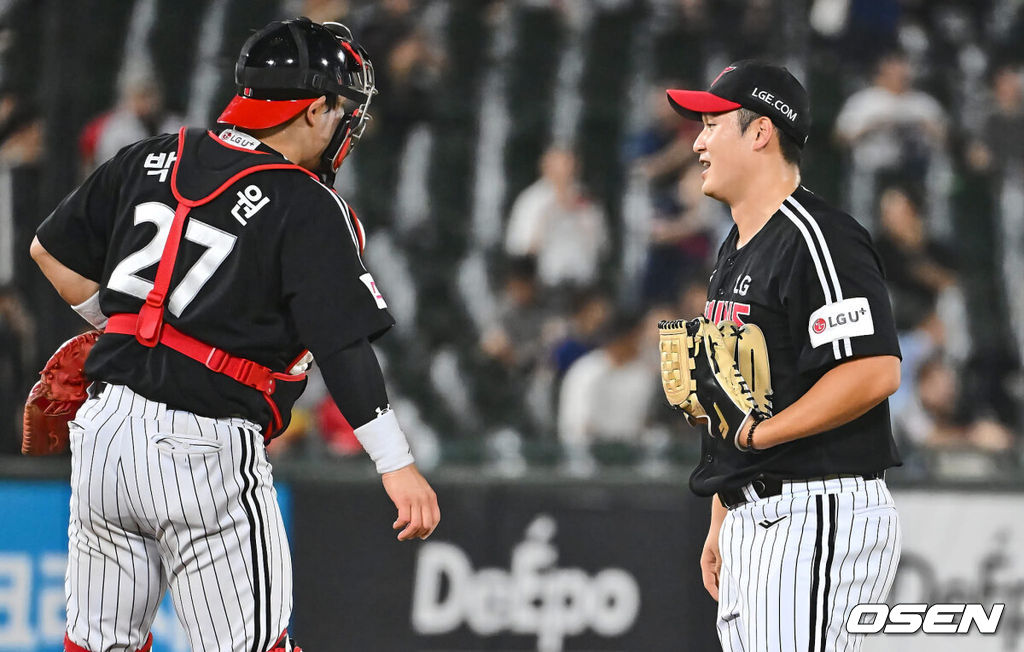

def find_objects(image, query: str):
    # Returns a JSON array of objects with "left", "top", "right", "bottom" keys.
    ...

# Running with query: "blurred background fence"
[
  {"left": 0, "top": 0, "right": 1023, "bottom": 649},
  {"left": 1, "top": 0, "right": 1022, "bottom": 479}
]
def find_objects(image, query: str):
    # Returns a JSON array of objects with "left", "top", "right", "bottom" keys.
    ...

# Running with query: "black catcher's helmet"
[{"left": 218, "top": 17, "right": 375, "bottom": 174}]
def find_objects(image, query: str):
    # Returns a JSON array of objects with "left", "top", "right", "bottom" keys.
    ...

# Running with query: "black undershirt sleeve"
[{"left": 316, "top": 337, "right": 390, "bottom": 430}]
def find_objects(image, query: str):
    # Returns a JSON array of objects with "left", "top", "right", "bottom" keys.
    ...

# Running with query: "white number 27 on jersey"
[{"left": 108, "top": 202, "right": 236, "bottom": 316}]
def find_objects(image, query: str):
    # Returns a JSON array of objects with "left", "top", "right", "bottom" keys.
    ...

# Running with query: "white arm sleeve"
[
  {"left": 71, "top": 291, "right": 108, "bottom": 329},
  {"left": 353, "top": 408, "right": 415, "bottom": 474}
]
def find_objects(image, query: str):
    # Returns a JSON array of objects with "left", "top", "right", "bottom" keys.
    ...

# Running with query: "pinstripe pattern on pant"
[
  {"left": 65, "top": 384, "right": 292, "bottom": 652},
  {"left": 716, "top": 476, "right": 901, "bottom": 652}
]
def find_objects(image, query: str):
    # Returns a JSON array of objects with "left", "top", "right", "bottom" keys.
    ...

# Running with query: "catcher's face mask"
[{"left": 319, "top": 22, "right": 375, "bottom": 183}]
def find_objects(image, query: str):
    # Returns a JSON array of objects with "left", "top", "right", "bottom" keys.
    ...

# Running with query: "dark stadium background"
[{"left": 0, "top": 1, "right": 1022, "bottom": 650}]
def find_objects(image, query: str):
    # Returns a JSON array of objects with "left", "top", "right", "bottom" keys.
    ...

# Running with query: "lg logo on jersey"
[
  {"left": 846, "top": 603, "right": 1004, "bottom": 635},
  {"left": 732, "top": 275, "right": 751, "bottom": 296},
  {"left": 807, "top": 297, "right": 875, "bottom": 348}
]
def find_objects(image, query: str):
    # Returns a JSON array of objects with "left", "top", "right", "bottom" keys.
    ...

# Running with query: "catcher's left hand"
[
  {"left": 22, "top": 330, "right": 102, "bottom": 455},
  {"left": 659, "top": 317, "right": 764, "bottom": 448}
]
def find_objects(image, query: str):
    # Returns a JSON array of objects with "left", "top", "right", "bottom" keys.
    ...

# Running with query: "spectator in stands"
[
  {"left": 678, "top": 277, "right": 711, "bottom": 319},
  {"left": 833, "top": 0, "right": 903, "bottom": 70},
  {"left": 300, "top": 0, "right": 351, "bottom": 24},
  {"left": 479, "top": 256, "right": 549, "bottom": 372},
  {"left": 895, "top": 356, "right": 1014, "bottom": 452},
  {"left": 967, "top": 64, "right": 1024, "bottom": 369},
  {"left": 475, "top": 257, "right": 553, "bottom": 434},
  {"left": 874, "top": 186, "right": 957, "bottom": 332},
  {"left": 641, "top": 162, "right": 718, "bottom": 305},
  {"left": 505, "top": 146, "right": 608, "bottom": 291},
  {"left": 730, "top": 0, "right": 780, "bottom": 60},
  {"left": 625, "top": 83, "right": 699, "bottom": 185},
  {"left": 834, "top": 50, "right": 947, "bottom": 232},
  {"left": 977, "top": 64, "right": 1024, "bottom": 173},
  {"left": 622, "top": 83, "right": 701, "bottom": 303},
  {"left": 352, "top": 0, "right": 445, "bottom": 220},
  {"left": 355, "top": 0, "right": 443, "bottom": 129},
  {"left": 889, "top": 307, "right": 944, "bottom": 418},
  {"left": 83, "top": 69, "right": 182, "bottom": 171},
  {"left": 557, "top": 311, "right": 658, "bottom": 449},
  {"left": 550, "top": 289, "right": 612, "bottom": 378},
  {"left": 0, "top": 93, "right": 41, "bottom": 166}
]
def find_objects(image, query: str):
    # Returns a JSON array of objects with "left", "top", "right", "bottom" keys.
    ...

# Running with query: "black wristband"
[{"left": 746, "top": 416, "right": 763, "bottom": 452}]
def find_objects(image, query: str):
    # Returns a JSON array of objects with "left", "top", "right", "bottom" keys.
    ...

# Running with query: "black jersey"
[
  {"left": 690, "top": 185, "right": 901, "bottom": 497},
  {"left": 37, "top": 128, "right": 394, "bottom": 432}
]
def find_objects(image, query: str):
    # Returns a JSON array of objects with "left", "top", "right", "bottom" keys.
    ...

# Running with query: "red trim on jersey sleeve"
[{"left": 348, "top": 204, "right": 366, "bottom": 254}]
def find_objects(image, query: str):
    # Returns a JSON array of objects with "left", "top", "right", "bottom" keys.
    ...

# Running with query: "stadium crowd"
[{"left": 0, "top": 0, "right": 1021, "bottom": 480}]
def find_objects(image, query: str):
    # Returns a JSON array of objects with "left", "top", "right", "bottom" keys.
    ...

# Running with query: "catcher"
[
  {"left": 660, "top": 60, "right": 902, "bottom": 652},
  {"left": 29, "top": 17, "right": 439, "bottom": 652}
]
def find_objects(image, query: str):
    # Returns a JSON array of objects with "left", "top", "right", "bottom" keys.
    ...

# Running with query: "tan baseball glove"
[
  {"left": 716, "top": 321, "right": 773, "bottom": 416},
  {"left": 658, "top": 317, "right": 766, "bottom": 445}
]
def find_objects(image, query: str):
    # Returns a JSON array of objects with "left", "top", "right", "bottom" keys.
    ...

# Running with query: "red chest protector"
[{"left": 105, "top": 127, "right": 321, "bottom": 439}]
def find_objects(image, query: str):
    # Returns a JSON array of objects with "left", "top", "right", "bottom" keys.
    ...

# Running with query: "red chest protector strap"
[{"left": 105, "top": 127, "right": 321, "bottom": 437}]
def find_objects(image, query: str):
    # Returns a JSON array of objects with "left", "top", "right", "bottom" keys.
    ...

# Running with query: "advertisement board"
[
  {"left": 862, "top": 490, "right": 1024, "bottom": 652},
  {"left": 291, "top": 478, "right": 720, "bottom": 651},
  {"left": 293, "top": 482, "right": 1024, "bottom": 652},
  {"left": 4, "top": 475, "right": 1020, "bottom": 652}
]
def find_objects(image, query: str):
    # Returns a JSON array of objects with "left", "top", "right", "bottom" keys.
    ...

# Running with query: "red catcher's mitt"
[{"left": 22, "top": 330, "right": 102, "bottom": 455}]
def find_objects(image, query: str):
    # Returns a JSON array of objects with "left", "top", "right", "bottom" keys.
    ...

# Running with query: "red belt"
[{"left": 105, "top": 314, "right": 288, "bottom": 394}]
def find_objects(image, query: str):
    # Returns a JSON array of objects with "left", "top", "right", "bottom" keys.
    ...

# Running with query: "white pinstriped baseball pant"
[
  {"left": 65, "top": 383, "right": 293, "bottom": 652},
  {"left": 717, "top": 476, "right": 901, "bottom": 652}
]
